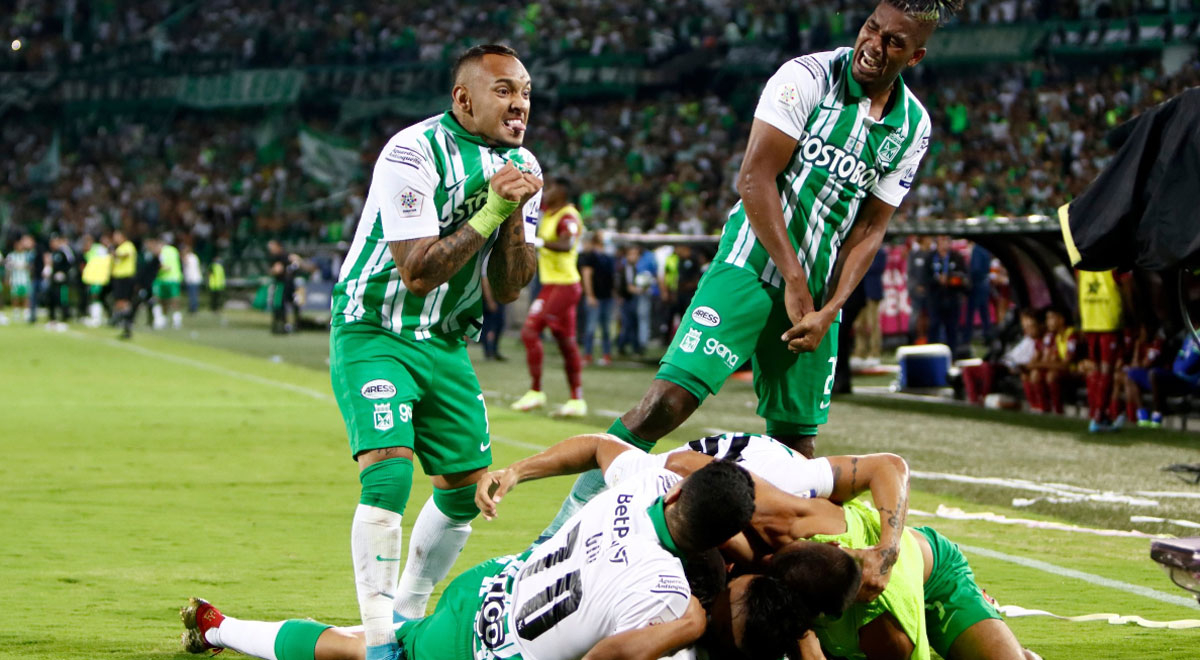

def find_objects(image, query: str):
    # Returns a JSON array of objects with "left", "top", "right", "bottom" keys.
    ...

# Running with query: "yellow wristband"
[{"left": 467, "top": 185, "right": 521, "bottom": 237}]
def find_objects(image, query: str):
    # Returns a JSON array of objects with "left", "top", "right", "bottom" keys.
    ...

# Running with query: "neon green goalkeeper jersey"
[
  {"left": 716, "top": 47, "right": 930, "bottom": 306},
  {"left": 332, "top": 112, "right": 543, "bottom": 341}
]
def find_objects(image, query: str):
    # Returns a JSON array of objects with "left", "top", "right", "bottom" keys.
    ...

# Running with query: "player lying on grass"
[
  {"left": 480, "top": 432, "right": 1034, "bottom": 660},
  {"left": 658, "top": 441, "right": 1036, "bottom": 660},
  {"left": 180, "top": 460, "right": 821, "bottom": 660},
  {"left": 478, "top": 431, "right": 911, "bottom": 602}
]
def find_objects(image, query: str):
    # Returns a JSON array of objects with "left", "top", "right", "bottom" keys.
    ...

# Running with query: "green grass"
[{"left": 2, "top": 312, "right": 1199, "bottom": 659}]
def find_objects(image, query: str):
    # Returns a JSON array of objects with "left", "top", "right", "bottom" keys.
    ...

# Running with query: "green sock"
[
  {"left": 274, "top": 620, "right": 330, "bottom": 660},
  {"left": 432, "top": 483, "right": 480, "bottom": 523},
  {"left": 358, "top": 457, "right": 414, "bottom": 514},
  {"left": 607, "top": 418, "right": 655, "bottom": 452}
]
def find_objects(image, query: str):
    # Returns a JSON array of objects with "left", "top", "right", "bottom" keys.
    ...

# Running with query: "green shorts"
[
  {"left": 915, "top": 526, "right": 1003, "bottom": 658},
  {"left": 658, "top": 263, "right": 839, "bottom": 430},
  {"left": 330, "top": 323, "right": 492, "bottom": 475},
  {"left": 11, "top": 284, "right": 28, "bottom": 298},
  {"left": 154, "top": 280, "right": 181, "bottom": 300},
  {"left": 397, "top": 552, "right": 529, "bottom": 660}
]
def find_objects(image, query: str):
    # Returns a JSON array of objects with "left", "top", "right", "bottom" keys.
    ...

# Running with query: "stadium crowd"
[
  {"left": 5, "top": 0, "right": 1197, "bottom": 72},
  {"left": 4, "top": 55, "right": 1199, "bottom": 257},
  {"left": 3, "top": 4, "right": 1198, "bottom": 427}
]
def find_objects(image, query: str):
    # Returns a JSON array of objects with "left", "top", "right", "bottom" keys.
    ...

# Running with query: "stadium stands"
[{"left": 6, "top": 1, "right": 1197, "bottom": 72}]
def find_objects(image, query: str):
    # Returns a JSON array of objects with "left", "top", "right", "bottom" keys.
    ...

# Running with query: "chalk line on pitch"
[
  {"left": 70, "top": 331, "right": 547, "bottom": 453},
  {"left": 959, "top": 543, "right": 1200, "bottom": 610}
]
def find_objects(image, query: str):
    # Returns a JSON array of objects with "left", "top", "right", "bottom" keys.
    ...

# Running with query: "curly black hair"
[{"left": 884, "top": 0, "right": 964, "bottom": 25}]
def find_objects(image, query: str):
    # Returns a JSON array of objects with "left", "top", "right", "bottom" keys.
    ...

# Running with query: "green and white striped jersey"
[
  {"left": 333, "top": 112, "right": 542, "bottom": 341},
  {"left": 716, "top": 47, "right": 930, "bottom": 306}
]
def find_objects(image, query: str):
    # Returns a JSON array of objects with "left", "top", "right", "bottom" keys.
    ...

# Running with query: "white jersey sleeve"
[
  {"left": 516, "top": 148, "right": 544, "bottom": 244},
  {"left": 870, "top": 114, "right": 931, "bottom": 207},
  {"left": 679, "top": 434, "right": 835, "bottom": 499},
  {"left": 752, "top": 53, "right": 833, "bottom": 141},
  {"left": 370, "top": 134, "right": 442, "bottom": 242},
  {"left": 603, "top": 449, "right": 670, "bottom": 488}
]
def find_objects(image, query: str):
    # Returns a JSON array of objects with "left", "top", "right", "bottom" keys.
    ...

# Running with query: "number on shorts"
[
  {"left": 820, "top": 357, "right": 838, "bottom": 409},
  {"left": 478, "top": 393, "right": 490, "bottom": 435}
]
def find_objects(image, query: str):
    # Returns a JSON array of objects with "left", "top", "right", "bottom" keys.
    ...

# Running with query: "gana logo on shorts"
[
  {"left": 691, "top": 306, "right": 721, "bottom": 327},
  {"left": 361, "top": 379, "right": 397, "bottom": 400}
]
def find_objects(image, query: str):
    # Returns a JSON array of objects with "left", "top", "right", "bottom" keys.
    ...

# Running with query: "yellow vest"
[
  {"left": 209, "top": 263, "right": 226, "bottom": 290},
  {"left": 82, "top": 254, "right": 112, "bottom": 286},
  {"left": 537, "top": 204, "right": 583, "bottom": 285},
  {"left": 112, "top": 241, "right": 137, "bottom": 278},
  {"left": 1077, "top": 270, "right": 1122, "bottom": 332}
]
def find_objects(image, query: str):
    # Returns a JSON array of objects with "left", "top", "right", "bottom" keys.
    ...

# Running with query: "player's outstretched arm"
[
  {"left": 475, "top": 433, "right": 633, "bottom": 519},
  {"left": 784, "top": 194, "right": 896, "bottom": 353},
  {"left": 826, "top": 453, "right": 910, "bottom": 602},
  {"left": 581, "top": 596, "right": 707, "bottom": 660},
  {"left": 738, "top": 119, "right": 814, "bottom": 324},
  {"left": 390, "top": 162, "right": 538, "bottom": 297}
]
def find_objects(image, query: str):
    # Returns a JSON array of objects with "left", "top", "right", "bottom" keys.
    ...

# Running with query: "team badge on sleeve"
[
  {"left": 776, "top": 83, "right": 800, "bottom": 109},
  {"left": 394, "top": 187, "right": 424, "bottom": 218},
  {"left": 373, "top": 403, "right": 394, "bottom": 431},
  {"left": 680, "top": 328, "right": 702, "bottom": 353}
]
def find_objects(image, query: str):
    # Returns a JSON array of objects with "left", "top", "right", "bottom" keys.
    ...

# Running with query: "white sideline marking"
[
  {"left": 1131, "top": 515, "right": 1200, "bottom": 530},
  {"left": 67, "top": 331, "right": 332, "bottom": 401},
  {"left": 68, "top": 332, "right": 550, "bottom": 454},
  {"left": 1135, "top": 491, "right": 1200, "bottom": 501},
  {"left": 999, "top": 604, "right": 1200, "bottom": 629},
  {"left": 909, "top": 506, "right": 1172, "bottom": 539},
  {"left": 911, "top": 470, "right": 1183, "bottom": 508},
  {"left": 958, "top": 543, "right": 1200, "bottom": 610}
]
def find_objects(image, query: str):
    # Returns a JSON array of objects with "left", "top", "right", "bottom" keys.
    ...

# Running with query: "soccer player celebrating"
[
  {"left": 544, "top": 0, "right": 957, "bottom": 538},
  {"left": 180, "top": 461, "right": 807, "bottom": 660},
  {"left": 513, "top": 176, "right": 588, "bottom": 417},
  {"left": 328, "top": 44, "right": 543, "bottom": 660}
]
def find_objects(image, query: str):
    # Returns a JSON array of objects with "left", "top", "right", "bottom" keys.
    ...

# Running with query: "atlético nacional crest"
[
  {"left": 878, "top": 134, "right": 903, "bottom": 165},
  {"left": 373, "top": 403, "right": 394, "bottom": 431},
  {"left": 680, "top": 328, "right": 702, "bottom": 353}
]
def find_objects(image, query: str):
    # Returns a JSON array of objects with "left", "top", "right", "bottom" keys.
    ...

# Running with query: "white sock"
[
  {"left": 172, "top": 310, "right": 183, "bottom": 328},
  {"left": 206, "top": 617, "right": 283, "bottom": 660},
  {"left": 89, "top": 302, "right": 102, "bottom": 323},
  {"left": 393, "top": 497, "right": 472, "bottom": 619},
  {"left": 352, "top": 504, "right": 403, "bottom": 649},
  {"left": 152, "top": 304, "right": 165, "bottom": 320}
]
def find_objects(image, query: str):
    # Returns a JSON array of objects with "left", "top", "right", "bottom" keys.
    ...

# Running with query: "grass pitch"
[{"left": 2, "top": 312, "right": 1198, "bottom": 659}]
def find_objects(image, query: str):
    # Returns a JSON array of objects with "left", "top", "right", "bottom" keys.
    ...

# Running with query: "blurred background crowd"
[
  {"left": 5, "top": 0, "right": 1198, "bottom": 72},
  {"left": 2, "top": 0, "right": 1198, "bottom": 424}
]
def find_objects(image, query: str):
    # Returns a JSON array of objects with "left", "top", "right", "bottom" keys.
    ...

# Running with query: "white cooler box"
[{"left": 896, "top": 344, "right": 952, "bottom": 389}]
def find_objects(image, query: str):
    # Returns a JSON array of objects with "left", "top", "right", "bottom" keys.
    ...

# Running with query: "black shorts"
[{"left": 112, "top": 277, "right": 135, "bottom": 302}]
